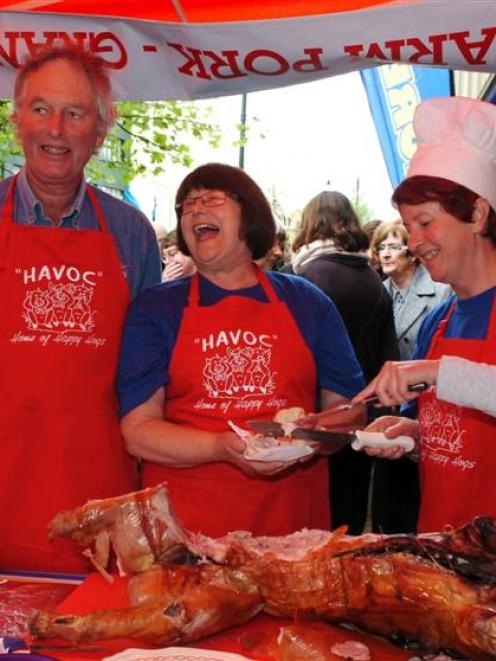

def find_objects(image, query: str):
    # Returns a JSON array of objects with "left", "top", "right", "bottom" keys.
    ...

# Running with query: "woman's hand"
[
  {"left": 163, "top": 260, "right": 184, "bottom": 281},
  {"left": 123, "top": 389, "right": 318, "bottom": 476},
  {"left": 352, "top": 360, "right": 439, "bottom": 407},
  {"left": 217, "top": 431, "right": 315, "bottom": 477},
  {"left": 359, "top": 415, "right": 420, "bottom": 459}
]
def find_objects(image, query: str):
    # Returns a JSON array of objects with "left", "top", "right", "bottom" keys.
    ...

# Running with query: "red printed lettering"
[
  {"left": 0, "top": 31, "right": 128, "bottom": 70},
  {"left": 167, "top": 42, "right": 210, "bottom": 79},
  {"left": 244, "top": 49, "right": 290, "bottom": 75},
  {"left": 203, "top": 50, "right": 246, "bottom": 79},
  {"left": 450, "top": 27, "right": 496, "bottom": 65},
  {"left": 343, "top": 43, "right": 363, "bottom": 58},
  {"left": 89, "top": 32, "right": 127, "bottom": 68},
  {"left": 405, "top": 34, "right": 448, "bottom": 64},
  {"left": 293, "top": 48, "right": 327, "bottom": 72},
  {"left": 0, "top": 32, "right": 21, "bottom": 68},
  {"left": 344, "top": 27, "right": 496, "bottom": 68},
  {"left": 168, "top": 43, "right": 327, "bottom": 80}
]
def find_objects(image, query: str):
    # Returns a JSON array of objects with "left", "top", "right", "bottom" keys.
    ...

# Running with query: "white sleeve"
[{"left": 437, "top": 355, "right": 496, "bottom": 417}]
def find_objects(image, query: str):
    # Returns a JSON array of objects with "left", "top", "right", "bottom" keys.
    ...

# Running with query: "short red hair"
[{"left": 392, "top": 175, "right": 496, "bottom": 245}]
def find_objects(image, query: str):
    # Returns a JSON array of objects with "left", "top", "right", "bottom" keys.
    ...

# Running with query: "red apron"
[
  {"left": 418, "top": 291, "right": 496, "bottom": 532},
  {"left": 142, "top": 268, "right": 330, "bottom": 537},
  {"left": 0, "top": 177, "right": 137, "bottom": 572}
]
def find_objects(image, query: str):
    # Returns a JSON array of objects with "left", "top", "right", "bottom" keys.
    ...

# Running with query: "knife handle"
[
  {"left": 351, "top": 431, "right": 415, "bottom": 453},
  {"left": 364, "top": 381, "right": 430, "bottom": 407}
]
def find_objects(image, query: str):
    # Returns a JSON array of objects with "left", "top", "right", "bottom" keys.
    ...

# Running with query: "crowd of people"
[{"left": 1, "top": 41, "right": 495, "bottom": 574}]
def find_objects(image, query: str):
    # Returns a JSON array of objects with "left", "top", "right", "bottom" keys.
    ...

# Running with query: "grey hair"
[{"left": 13, "top": 44, "right": 117, "bottom": 132}]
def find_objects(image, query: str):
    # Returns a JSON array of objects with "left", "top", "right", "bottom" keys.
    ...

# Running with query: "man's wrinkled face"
[{"left": 13, "top": 58, "right": 106, "bottom": 191}]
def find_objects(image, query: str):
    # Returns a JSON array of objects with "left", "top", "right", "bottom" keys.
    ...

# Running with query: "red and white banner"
[{"left": 0, "top": 0, "right": 494, "bottom": 100}]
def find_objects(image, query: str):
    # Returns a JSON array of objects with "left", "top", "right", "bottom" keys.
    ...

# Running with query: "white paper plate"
[
  {"left": 103, "top": 648, "right": 251, "bottom": 661},
  {"left": 244, "top": 444, "right": 313, "bottom": 462},
  {"left": 228, "top": 420, "right": 313, "bottom": 462}
]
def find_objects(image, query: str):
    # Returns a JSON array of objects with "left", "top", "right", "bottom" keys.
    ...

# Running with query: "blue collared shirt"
[{"left": 0, "top": 169, "right": 162, "bottom": 298}]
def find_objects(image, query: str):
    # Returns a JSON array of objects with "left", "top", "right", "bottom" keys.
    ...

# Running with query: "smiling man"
[
  {"left": 0, "top": 45, "right": 161, "bottom": 572},
  {"left": 118, "top": 163, "right": 365, "bottom": 539}
]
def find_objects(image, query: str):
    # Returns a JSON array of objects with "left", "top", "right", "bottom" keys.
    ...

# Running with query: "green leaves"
[{"left": 0, "top": 99, "right": 222, "bottom": 188}]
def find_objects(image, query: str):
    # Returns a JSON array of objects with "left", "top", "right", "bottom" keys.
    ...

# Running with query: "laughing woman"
[{"left": 117, "top": 163, "right": 364, "bottom": 538}]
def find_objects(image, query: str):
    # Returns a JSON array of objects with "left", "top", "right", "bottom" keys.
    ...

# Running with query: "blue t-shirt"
[
  {"left": 118, "top": 271, "right": 365, "bottom": 417},
  {"left": 402, "top": 286, "right": 495, "bottom": 417}
]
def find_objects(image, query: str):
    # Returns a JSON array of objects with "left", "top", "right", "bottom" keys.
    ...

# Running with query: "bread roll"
[{"left": 273, "top": 406, "right": 305, "bottom": 423}]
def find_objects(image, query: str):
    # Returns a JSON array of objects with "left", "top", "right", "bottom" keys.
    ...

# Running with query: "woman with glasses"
[
  {"left": 369, "top": 222, "right": 450, "bottom": 534},
  {"left": 371, "top": 220, "right": 451, "bottom": 362},
  {"left": 354, "top": 96, "right": 496, "bottom": 533},
  {"left": 117, "top": 163, "right": 364, "bottom": 538}
]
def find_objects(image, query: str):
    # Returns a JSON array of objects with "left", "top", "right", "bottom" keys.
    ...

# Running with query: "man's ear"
[
  {"left": 471, "top": 197, "right": 490, "bottom": 233},
  {"left": 10, "top": 108, "right": 20, "bottom": 138},
  {"left": 94, "top": 127, "right": 108, "bottom": 154}
]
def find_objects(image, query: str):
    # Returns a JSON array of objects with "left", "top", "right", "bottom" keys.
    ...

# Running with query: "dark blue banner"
[{"left": 361, "top": 65, "right": 452, "bottom": 188}]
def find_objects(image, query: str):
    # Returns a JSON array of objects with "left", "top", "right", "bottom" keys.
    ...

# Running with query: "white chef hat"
[{"left": 407, "top": 96, "right": 496, "bottom": 212}]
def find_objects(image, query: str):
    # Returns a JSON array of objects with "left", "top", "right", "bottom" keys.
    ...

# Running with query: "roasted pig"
[
  {"left": 30, "top": 564, "right": 262, "bottom": 646},
  {"left": 47, "top": 483, "right": 199, "bottom": 575},
  {"left": 31, "top": 484, "right": 496, "bottom": 660}
]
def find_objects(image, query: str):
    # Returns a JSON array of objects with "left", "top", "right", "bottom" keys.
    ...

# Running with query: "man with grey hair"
[{"left": 0, "top": 44, "right": 161, "bottom": 572}]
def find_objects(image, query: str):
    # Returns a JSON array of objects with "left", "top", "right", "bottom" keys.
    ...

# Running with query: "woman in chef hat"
[{"left": 353, "top": 96, "right": 496, "bottom": 533}]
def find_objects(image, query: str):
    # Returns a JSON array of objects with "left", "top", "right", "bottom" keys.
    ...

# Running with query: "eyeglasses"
[
  {"left": 176, "top": 190, "right": 241, "bottom": 215},
  {"left": 376, "top": 243, "right": 406, "bottom": 253}
]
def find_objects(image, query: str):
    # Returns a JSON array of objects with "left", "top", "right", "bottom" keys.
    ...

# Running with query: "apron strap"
[
  {"left": 86, "top": 185, "right": 110, "bottom": 234},
  {"left": 256, "top": 265, "right": 279, "bottom": 304},
  {"left": 486, "top": 289, "right": 496, "bottom": 338},
  {"left": 425, "top": 301, "right": 455, "bottom": 358},
  {"left": 0, "top": 176, "right": 16, "bottom": 227},
  {"left": 0, "top": 178, "right": 109, "bottom": 269},
  {"left": 0, "top": 176, "right": 18, "bottom": 268},
  {"left": 188, "top": 272, "right": 201, "bottom": 307},
  {"left": 187, "top": 264, "right": 280, "bottom": 309},
  {"left": 427, "top": 289, "right": 496, "bottom": 359}
]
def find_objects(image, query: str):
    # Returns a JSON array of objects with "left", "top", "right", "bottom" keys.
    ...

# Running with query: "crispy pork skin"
[
  {"left": 48, "top": 484, "right": 198, "bottom": 574},
  {"left": 39, "top": 485, "right": 496, "bottom": 659},
  {"left": 30, "top": 564, "right": 262, "bottom": 645}
]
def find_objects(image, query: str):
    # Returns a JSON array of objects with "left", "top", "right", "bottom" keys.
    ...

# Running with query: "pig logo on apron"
[
  {"left": 201, "top": 343, "right": 276, "bottom": 398},
  {"left": 12, "top": 263, "right": 106, "bottom": 349}
]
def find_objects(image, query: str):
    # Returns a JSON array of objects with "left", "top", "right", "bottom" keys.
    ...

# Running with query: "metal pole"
[{"left": 238, "top": 93, "right": 247, "bottom": 169}]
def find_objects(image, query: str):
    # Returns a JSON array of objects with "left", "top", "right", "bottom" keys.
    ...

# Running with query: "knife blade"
[
  {"left": 246, "top": 420, "right": 358, "bottom": 442},
  {"left": 245, "top": 422, "right": 415, "bottom": 452},
  {"left": 295, "top": 381, "right": 430, "bottom": 428}
]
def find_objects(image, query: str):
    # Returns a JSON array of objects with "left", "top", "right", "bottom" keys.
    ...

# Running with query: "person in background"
[
  {"left": 118, "top": 163, "right": 364, "bottom": 539},
  {"left": 161, "top": 229, "right": 196, "bottom": 281},
  {"left": 371, "top": 220, "right": 452, "bottom": 361},
  {"left": 355, "top": 356, "right": 496, "bottom": 418},
  {"left": 367, "top": 219, "right": 451, "bottom": 533},
  {"left": 363, "top": 218, "right": 383, "bottom": 277},
  {"left": 154, "top": 223, "right": 169, "bottom": 269},
  {"left": 0, "top": 44, "right": 161, "bottom": 572},
  {"left": 354, "top": 96, "right": 496, "bottom": 533},
  {"left": 256, "top": 226, "right": 288, "bottom": 271},
  {"left": 291, "top": 190, "right": 398, "bottom": 534}
]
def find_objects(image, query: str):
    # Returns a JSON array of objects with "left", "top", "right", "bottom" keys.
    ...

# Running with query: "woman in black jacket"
[{"left": 292, "top": 191, "right": 404, "bottom": 534}]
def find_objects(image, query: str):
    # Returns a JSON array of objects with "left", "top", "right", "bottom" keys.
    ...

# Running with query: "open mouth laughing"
[{"left": 193, "top": 223, "right": 220, "bottom": 240}]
